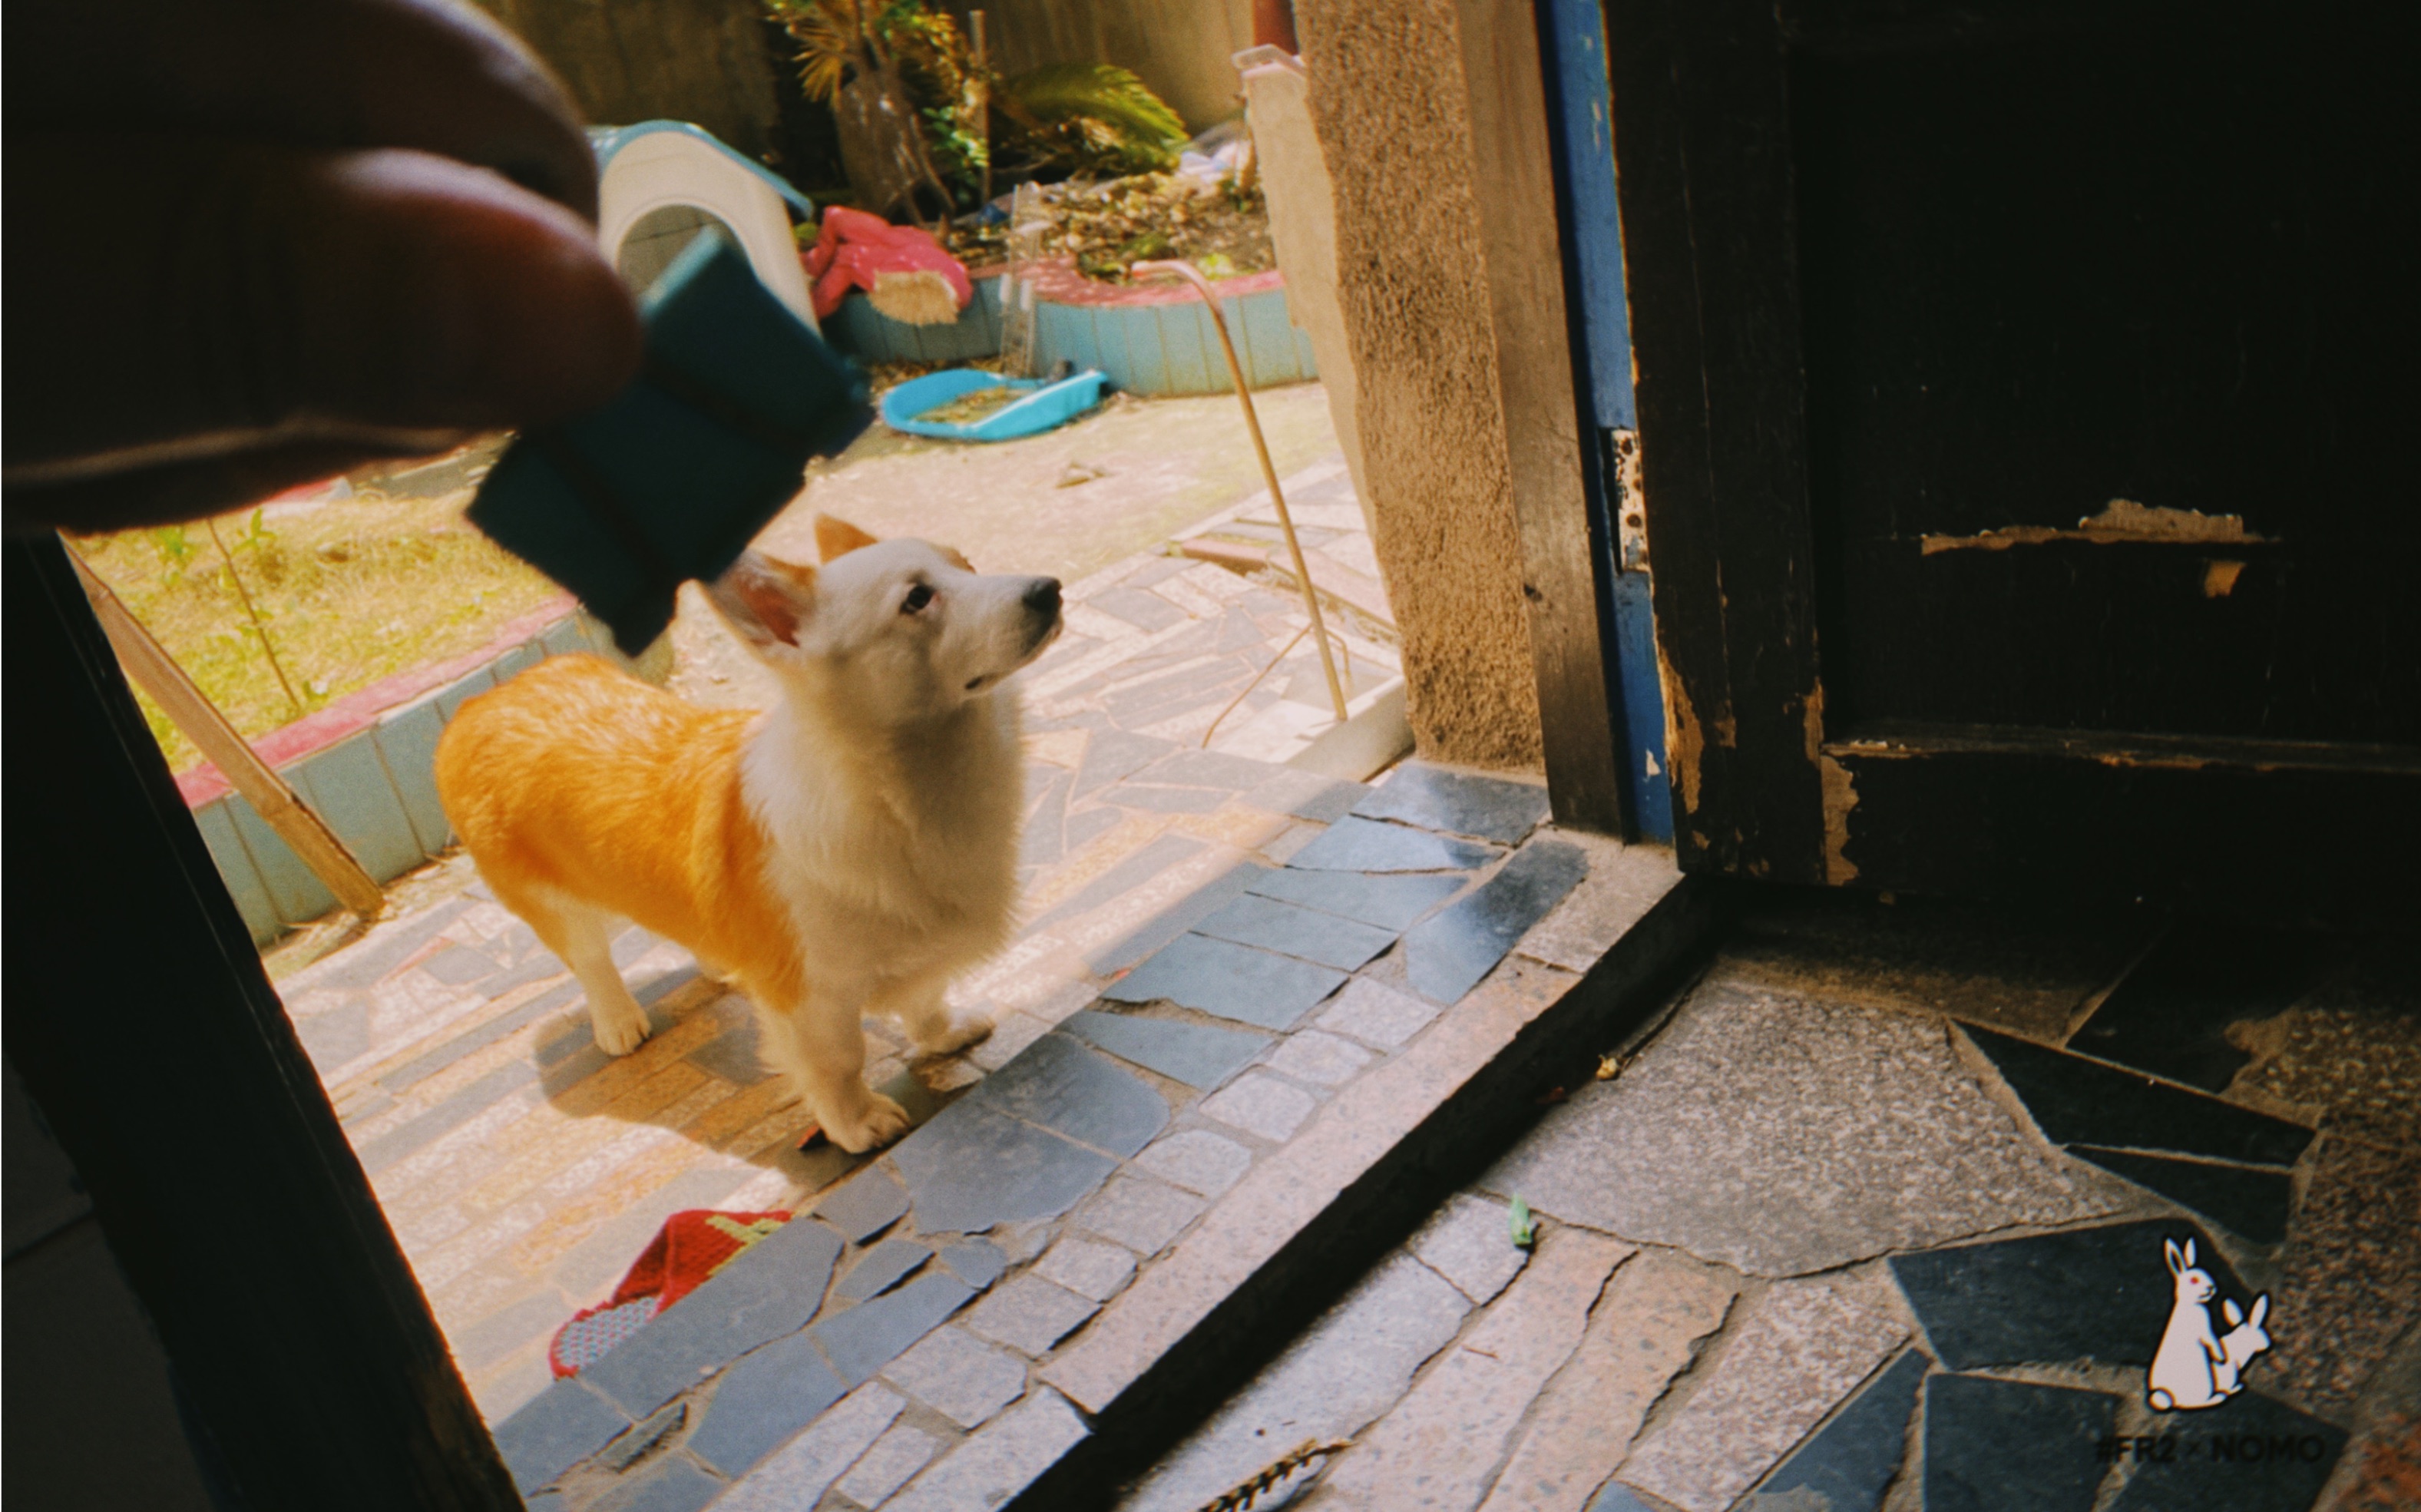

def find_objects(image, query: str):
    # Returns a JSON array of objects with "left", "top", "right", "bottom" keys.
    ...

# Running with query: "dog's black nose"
[{"left": 1024, "top": 577, "right": 1063, "bottom": 615}]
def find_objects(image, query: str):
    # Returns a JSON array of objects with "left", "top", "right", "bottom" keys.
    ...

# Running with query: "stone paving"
[
  {"left": 1133, "top": 895, "right": 2416, "bottom": 1512},
  {"left": 270, "top": 453, "right": 1401, "bottom": 1428}
]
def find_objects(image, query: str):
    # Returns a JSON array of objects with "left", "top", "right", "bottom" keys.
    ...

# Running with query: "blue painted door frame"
[{"left": 1536, "top": 0, "right": 1675, "bottom": 841}]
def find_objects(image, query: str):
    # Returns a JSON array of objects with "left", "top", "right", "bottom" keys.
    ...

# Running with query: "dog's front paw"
[
  {"left": 825, "top": 1093, "right": 912, "bottom": 1153},
  {"left": 914, "top": 1012, "right": 994, "bottom": 1058},
  {"left": 594, "top": 1010, "right": 651, "bottom": 1057}
]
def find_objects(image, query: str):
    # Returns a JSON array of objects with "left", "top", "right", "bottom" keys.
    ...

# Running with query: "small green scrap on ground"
[{"left": 1510, "top": 1195, "right": 1537, "bottom": 1249}]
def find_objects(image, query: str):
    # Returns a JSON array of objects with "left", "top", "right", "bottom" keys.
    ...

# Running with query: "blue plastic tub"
[{"left": 881, "top": 368, "right": 1109, "bottom": 442}]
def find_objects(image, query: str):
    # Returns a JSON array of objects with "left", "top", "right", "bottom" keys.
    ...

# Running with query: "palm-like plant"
[{"left": 767, "top": 0, "right": 1190, "bottom": 213}]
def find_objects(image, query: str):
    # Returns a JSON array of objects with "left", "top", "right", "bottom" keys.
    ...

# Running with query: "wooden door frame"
[
  {"left": 1600, "top": 0, "right": 2421, "bottom": 915},
  {"left": 5, "top": 535, "right": 524, "bottom": 1510}
]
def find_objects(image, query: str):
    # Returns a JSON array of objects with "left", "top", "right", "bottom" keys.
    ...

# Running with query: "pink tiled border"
[{"left": 174, "top": 593, "right": 575, "bottom": 809}]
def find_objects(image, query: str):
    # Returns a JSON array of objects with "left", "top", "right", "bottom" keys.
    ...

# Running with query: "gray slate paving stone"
[
  {"left": 1087, "top": 862, "right": 1269, "bottom": 974},
  {"left": 1133, "top": 1130, "right": 1254, "bottom": 1196},
  {"left": 1353, "top": 762, "right": 1553, "bottom": 845},
  {"left": 938, "top": 1239, "right": 1007, "bottom": 1290},
  {"left": 1922, "top": 1373, "right": 2117, "bottom": 1512},
  {"left": 1036, "top": 1238, "right": 1139, "bottom": 1301},
  {"left": 598, "top": 1401, "right": 686, "bottom": 1471},
  {"left": 883, "top": 1388, "right": 1090, "bottom": 1512},
  {"left": 882, "top": 1326, "right": 1030, "bottom": 1429},
  {"left": 1078, "top": 1173, "right": 1209, "bottom": 1256},
  {"left": 1489, "top": 990, "right": 2109, "bottom": 1276},
  {"left": 1890, "top": 1219, "right": 2246, "bottom": 1372},
  {"left": 1089, "top": 584, "right": 1191, "bottom": 631},
  {"left": 381, "top": 981, "right": 583, "bottom": 1093},
  {"left": 1317, "top": 977, "right": 1445, "bottom": 1047},
  {"left": 1201, "top": 1074, "right": 1319, "bottom": 1143},
  {"left": 1028, "top": 832, "right": 1201, "bottom": 930},
  {"left": 814, "top": 1168, "right": 911, "bottom": 1245},
  {"left": 833, "top": 1238, "right": 931, "bottom": 1303},
  {"left": 1244, "top": 866, "right": 1465, "bottom": 931},
  {"left": 1410, "top": 1193, "right": 1530, "bottom": 1305},
  {"left": 299, "top": 898, "right": 472, "bottom": 989},
  {"left": 356, "top": 1061, "right": 540, "bottom": 1175},
  {"left": 686, "top": 1017, "right": 766, "bottom": 1086},
  {"left": 892, "top": 1099, "right": 1120, "bottom": 1234},
  {"left": 591, "top": 1457, "right": 723, "bottom": 1512},
  {"left": 709, "top": 1384, "right": 903, "bottom": 1512},
  {"left": 2069, "top": 921, "right": 2342, "bottom": 1094},
  {"left": 2069, "top": 1146, "right": 2295, "bottom": 1246},
  {"left": 1242, "top": 767, "right": 1368, "bottom": 822},
  {"left": 963, "top": 1274, "right": 1103, "bottom": 1357},
  {"left": 493, "top": 1378, "right": 632, "bottom": 1494},
  {"left": 1751, "top": 1348, "right": 1930, "bottom": 1512},
  {"left": 961, "top": 1031, "right": 1169, "bottom": 1156},
  {"left": 1190, "top": 892, "right": 1397, "bottom": 971},
  {"left": 1062, "top": 1009, "right": 1271, "bottom": 1090},
  {"left": 1961, "top": 1026, "right": 2315, "bottom": 1168},
  {"left": 808, "top": 1271, "right": 978, "bottom": 1387},
  {"left": 1283, "top": 816, "right": 1500, "bottom": 873},
  {"left": 1404, "top": 839, "right": 1590, "bottom": 1003},
  {"left": 1264, "top": 1030, "right": 1373, "bottom": 1087},
  {"left": 580, "top": 1219, "right": 845, "bottom": 1418},
  {"left": 685, "top": 1332, "right": 849, "bottom": 1477},
  {"left": 422, "top": 942, "right": 502, "bottom": 985},
  {"left": 1103, "top": 933, "right": 1348, "bottom": 1031},
  {"left": 1139, "top": 749, "right": 1278, "bottom": 790},
  {"left": 2105, "top": 1390, "right": 2346, "bottom": 1511},
  {"left": 1100, "top": 782, "right": 1229, "bottom": 813},
  {"left": 1120, "top": 1256, "right": 1472, "bottom": 1512},
  {"left": 1072, "top": 730, "right": 1179, "bottom": 797},
  {"left": 832, "top": 1422, "right": 943, "bottom": 1507}
]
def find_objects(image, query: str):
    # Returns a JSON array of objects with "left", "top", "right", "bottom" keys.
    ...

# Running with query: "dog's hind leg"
[
  {"left": 498, "top": 885, "right": 653, "bottom": 1056},
  {"left": 871, "top": 969, "right": 993, "bottom": 1058},
  {"left": 760, "top": 988, "right": 910, "bottom": 1153}
]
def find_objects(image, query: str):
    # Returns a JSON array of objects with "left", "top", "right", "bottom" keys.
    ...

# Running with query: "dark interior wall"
[{"left": 472, "top": 0, "right": 786, "bottom": 160}]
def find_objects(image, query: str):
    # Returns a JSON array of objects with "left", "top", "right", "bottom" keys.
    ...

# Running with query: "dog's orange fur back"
[{"left": 435, "top": 655, "right": 801, "bottom": 1005}]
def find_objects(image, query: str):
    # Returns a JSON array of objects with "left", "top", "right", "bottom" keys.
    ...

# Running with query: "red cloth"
[
  {"left": 547, "top": 1209, "right": 791, "bottom": 1378},
  {"left": 801, "top": 205, "right": 974, "bottom": 321}
]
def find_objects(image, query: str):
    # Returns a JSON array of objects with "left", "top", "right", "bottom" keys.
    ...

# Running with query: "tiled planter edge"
[
  {"left": 822, "top": 268, "right": 1318, "bottom": 396},
  {"left": 184, "top": 598, "right": 636, "bottom": 945}
]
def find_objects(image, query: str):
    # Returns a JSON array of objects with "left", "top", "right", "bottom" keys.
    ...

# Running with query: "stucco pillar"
[{"left": 1288, "top": 0, "right": 1544, "bottom": 769}]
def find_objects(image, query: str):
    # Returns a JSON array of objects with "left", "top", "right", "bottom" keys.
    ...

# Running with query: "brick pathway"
[
  {"left": 1129, "top": 902, "right": 2419, "bottom": 1512},
  {"left": 273, "top": 454, "right": 1407, "bottom": 1431}
]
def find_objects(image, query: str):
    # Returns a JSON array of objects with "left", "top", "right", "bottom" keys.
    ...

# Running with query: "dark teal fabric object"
[{"left": 468, "top": 232, "right": 871, "bottom": 654}]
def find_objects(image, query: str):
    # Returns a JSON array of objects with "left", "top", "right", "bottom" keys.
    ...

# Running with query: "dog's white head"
[{"left": 704, "top": 515, "right": 1063, "bottom": 727}]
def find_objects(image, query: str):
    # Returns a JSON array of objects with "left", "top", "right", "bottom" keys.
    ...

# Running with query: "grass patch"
[{"left": 70, "top": 475, "right": 559, "bottom": 774}]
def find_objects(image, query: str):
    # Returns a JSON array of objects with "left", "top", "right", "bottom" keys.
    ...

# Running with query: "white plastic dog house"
[{"left": 591, "top": 121, "right": 819, "bottom": 329}]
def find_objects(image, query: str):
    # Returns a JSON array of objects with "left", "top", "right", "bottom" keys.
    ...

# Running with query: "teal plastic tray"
[{"left": 881, "top": 368, "right": 1108, "bottom": 442}]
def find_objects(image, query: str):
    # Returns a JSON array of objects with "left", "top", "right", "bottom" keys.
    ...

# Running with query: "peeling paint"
[
  {"left": 1820, "top": 753, "right": 1859, "bottom": 884},
  {"left": 1662, "top": 653, "right": 1705, "bottom": 816},
  {"left": 1920, "top": 498, "right": 2268, "bottom": 555},
  {"left": 1801, "top": 684, "right": 1827, "bottom": 763},
  {"left": 2203, "top": 559, "right": 2247, "bottom": 597}
]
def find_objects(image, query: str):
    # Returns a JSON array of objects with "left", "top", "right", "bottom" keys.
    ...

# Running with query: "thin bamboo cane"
[
  {"left": 67, "top": 545, "right": 385, "bottom": 921},
  {"left": 1132, "top": 258, "right": 1349, "bottom": 722}
]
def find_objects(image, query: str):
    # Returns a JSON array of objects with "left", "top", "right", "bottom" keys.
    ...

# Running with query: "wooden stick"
[
  {"left": 1132, "top": 259, "right": 1349, "bottom": 722},
  {"left": 67, "top": 546, "right": 386, "bottom": 921}
]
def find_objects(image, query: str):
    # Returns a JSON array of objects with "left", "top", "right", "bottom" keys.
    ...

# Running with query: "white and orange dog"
[{"left": 435, "top": 517, "right": 1062, "bottom": 1151}]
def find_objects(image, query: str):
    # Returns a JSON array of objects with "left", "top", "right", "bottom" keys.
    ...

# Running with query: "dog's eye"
[{"left": 901, "top": 584, "right": 935, "bottom": 614}]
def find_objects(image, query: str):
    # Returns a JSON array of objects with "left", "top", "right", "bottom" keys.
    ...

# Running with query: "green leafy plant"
[
  {"left": 766, "top": 0, "right": 1189, "bottom": 211},
  {"left": 996, "top": 61, "right": 1187, "bottom": 177},
  {"left": 148, "top": 525, "right": 198, "bottom": 582}
]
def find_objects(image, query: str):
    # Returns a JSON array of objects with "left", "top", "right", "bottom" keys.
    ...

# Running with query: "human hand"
[{"left": 4, "top": 0, "right": 643, "bottom": 531}]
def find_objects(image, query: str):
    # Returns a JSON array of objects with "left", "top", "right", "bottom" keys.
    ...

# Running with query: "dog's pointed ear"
[
  {"left": 938, "top": 544, "right": 976, "bottom": 572},
  {"left": 706, "top": 551, "right": 817, "bottom": 650},
  {"left": 815, "top": 514, "right": 881, "bottom": 562}
]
